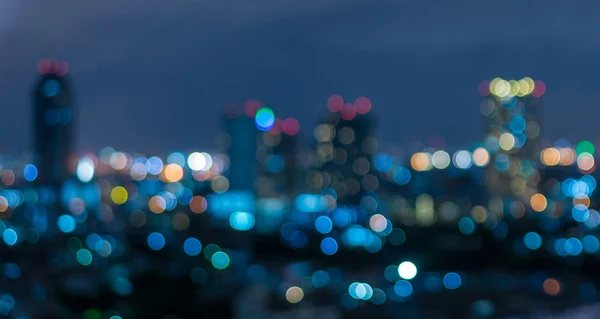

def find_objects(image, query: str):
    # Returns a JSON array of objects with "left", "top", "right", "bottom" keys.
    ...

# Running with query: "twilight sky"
[{"left": 0, "top": 0, "right": 599, "bottom": 155}]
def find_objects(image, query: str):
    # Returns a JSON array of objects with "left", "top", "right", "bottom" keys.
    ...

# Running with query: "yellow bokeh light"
[
  {"left": 523, "top": 77, "right": 535, "bottom": 94},
  {"left": 540, "top": 148, "right": 560, "bottom": 166},
  {"left": 499, "top": 133, "right": 515, "bottom": 151},
  {"left": 489, "top": 78, "right": 501, "bottom": 96},
  {"left": 285, "top": 286, "right": 304, "bottom": 304},
  {"left": 517, "top": 79, "right": 529, "bottom": 97},
  {"left": 410, "top": 152, "right": 432, "bottom": 172},
  {"left": 499, "top": 80, "right": 511, "bottom": 97},
  {"left": 471, "top": 205, "right": 488, "bottom": 223},
  {"left": 110, "top": 186, "right": 128, "bottom": 205},
  {"left": 530, "top": 193, "right": 547, "bottom": 212},
  {"left": 509, "top": 80, "right": 519, "bottom": 96},
  {"left": 472, "top": 147, "right": 490, "bottom": 167},
  {"left": 149, "top": 195, "right": 166, "bottom": 214},
  {"left": 163, "top": 163, "right": 184, "bottom": 183}
]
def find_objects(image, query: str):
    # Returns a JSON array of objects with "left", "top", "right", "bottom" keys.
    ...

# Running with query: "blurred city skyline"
[{"left": 1, "top": 0, "right": 599, "bottom": 154}]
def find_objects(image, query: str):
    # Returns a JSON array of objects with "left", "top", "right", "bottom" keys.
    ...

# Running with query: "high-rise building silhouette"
[
  {"left": 221, "top": 102, "right": 260, "bottom": 192},
  {"left": 480, "top": 78, "right": 545, "bottom": 201},
  {"left": 309, "top": 96, "right": 378, "bottom": 206},
  {"left": 33, "top": 60, "right": 74, "bottom": 185},
  {"left": 255, "top": 117, "right": 301, "bottom": 198}
]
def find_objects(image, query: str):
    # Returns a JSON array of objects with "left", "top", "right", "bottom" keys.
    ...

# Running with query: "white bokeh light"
[
  {"left": 398, "top": 261, "right": 417, "bottom": 280},
  {"left": 76, "top": 157, "right": 95, "bottom": 183}
]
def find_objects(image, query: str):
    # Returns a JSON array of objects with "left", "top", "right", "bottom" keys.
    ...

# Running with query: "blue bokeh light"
[
  {"left": 3, "top": 229, "right": 17, "bottom": 246},
  {"left": 315, "top": 216, "right": 333, "bottom": 234},
  {"left": 57, "top": 215, "right": 76, "bottom": 233},
  {"left": 147, "top": 232, "right": 166, "bottom": 251},
  {"left": 394, "top": 280, "right": 413, "bottom": 297},
  {"left": 23, "top": 164, "right": 38, "bottom": 182},
  {"left": 320, "top": 237, "right": 338, "bottom": 255},
  {"left": 443, "top": 272, "right": 462, "bottom": 290},
  {"left": 183, "top": 238, "right": 202, "bottom": 256},
  {"left": 523, "top": 232, "right": 542, "bottom": 250},
  {"left": 229, "top": 211, "right": 255, "bottom": 231}
]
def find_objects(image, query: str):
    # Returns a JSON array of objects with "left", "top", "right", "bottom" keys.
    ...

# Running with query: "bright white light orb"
[
  {"left": 188, "top": 152, "right": 213, "bottom": 171},
  {"left": 398, "top": 261, "right": 417, "bottom": 280},
  {"left": 76, "top": 157, "right": 95, "bottom": 183}
]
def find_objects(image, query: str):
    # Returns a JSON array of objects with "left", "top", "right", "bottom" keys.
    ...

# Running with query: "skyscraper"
[
  {"left": 221, "top": 101, "right": 261, "bottom": 192},
  {"left": 480, "top": 77, "right": 545, "bottom": 201},
  {"left": 308, "top": 95, "right": 378, "bottom": 206},
  {"left": 255, "top": 117, "right": 301, "bottom": 198},
  {"left": 33, "top": 59, "right": 74, "bottom": 185}
]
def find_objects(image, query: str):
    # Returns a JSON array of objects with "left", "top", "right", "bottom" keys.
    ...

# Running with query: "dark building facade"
[
  {"left": 33, "top": 63, "right": 74, "bottom": 185},
  {"left": 309, "top": 99, "right": 378, "bottom": 206},
  {"left": 481, "top": 77, "right": 544, "bottom": 203},
  {"left": 222, "top": 107, "right": 259, "bottom": 192}
]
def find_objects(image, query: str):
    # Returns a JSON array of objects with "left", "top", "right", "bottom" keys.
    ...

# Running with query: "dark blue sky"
[{"left": 1, "top": 0, "right": 599, "bottom": 154}]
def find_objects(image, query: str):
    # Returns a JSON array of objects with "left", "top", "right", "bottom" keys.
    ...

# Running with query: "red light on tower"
[
  {"left": 355, "top": 96, "right": 371, "bottom": 114},
  {"left": 532, "top": 80, "right": 546, "bottom": 97},
  {"left": 57, "top": 61, "right": 69, "bottom": 76},
  {"left": 282, "top": 117, "right": 300, "bottom": 135},
  {"left": 50, "top": 59, "right": 59, "bottom": 74},
  {"left": 244, "top": 99, "right": 263, "bottom": 117},
  {"left": 340, "top": 103, "right": 356, "bottom": 120},
  {"left": 37, "top": 59, "right": 51, "bottom": 74},
  {"left": 269, "top": 118, "right": 283, "bottom": 135},
  {"left": 478, "top": 80, "right": 491, "bottom": 96},
  {"left": 327, "top": 94, "right": 344, "bottom": 112}
]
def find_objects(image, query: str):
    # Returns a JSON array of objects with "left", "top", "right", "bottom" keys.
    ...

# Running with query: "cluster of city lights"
[{"left": 4, "top": 75, "right": 600, "bottom": 319}]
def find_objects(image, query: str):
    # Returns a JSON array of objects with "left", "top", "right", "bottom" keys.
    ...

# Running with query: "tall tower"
[
  {"left": 33, "top": 59, "right": 74, "bottom": 185},
  {"left": 480, "top": 77, "right": 545, "bottom": 201},
  {"left": 255, "top": 117, "right": 301, "bottom": 198},
  {"left": 221, "top": 101, "right": 261, "bottom": 192},
  {"left": 309, "top": 95, "right": 378, "bottom": 206}
]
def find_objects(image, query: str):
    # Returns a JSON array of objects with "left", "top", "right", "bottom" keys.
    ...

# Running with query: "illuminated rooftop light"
[
  {"left": 244, "top": 99, "right": 263, "bottom": 117},
  {"left": 340, "top": 103, "right": 357, "bottom": 120},
  {"left": 255, "top": 107, "right": 276, "bottom": 131},
  {"left": 327, "top": 95, "right": 344, "bottom": 112},
  {"left": 355, "top": 96, "right": 372, "bottom": 114},
  {"left": 281, "top": 117, "right": 300, "bottom": 135}
]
